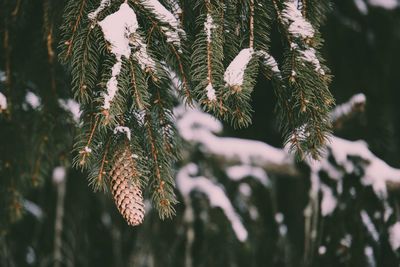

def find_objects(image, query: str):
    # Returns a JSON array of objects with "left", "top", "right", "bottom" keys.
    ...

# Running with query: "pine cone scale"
[{"left": 110, "top": 146, "right": 145, "bottom": 226}]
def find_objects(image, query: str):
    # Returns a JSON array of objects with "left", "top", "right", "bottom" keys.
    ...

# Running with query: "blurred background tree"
[{"left": 1, "top": 0, "right": 400, "bottom": 266}]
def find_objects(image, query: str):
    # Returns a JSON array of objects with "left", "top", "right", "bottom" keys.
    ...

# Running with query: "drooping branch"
[{"left": 175, "top": 95, "right": 400, "bottom": 194}]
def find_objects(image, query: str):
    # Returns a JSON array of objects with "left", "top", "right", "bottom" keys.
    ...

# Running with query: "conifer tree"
[
  {"left": 1, "top": 1, "right": 400, "bottom": 266},
  {"left": 55, "top": 0, "right": 334, "bottom": 223}
]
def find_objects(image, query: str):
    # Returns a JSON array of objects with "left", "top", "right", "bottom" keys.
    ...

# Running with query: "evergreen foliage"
[
  {"left": 56, "top": 0, "right": 334, "bottom": 219},
  {"left": 1, "top": 0, "right": 400, "bottom": 266}
]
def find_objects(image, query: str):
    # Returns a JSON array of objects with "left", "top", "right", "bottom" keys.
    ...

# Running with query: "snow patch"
[
  {"left": 165, "top": 0, "right": 182, "bottom": 20},
  {"left": 282, "top": 0, "right": 315, "bottom": 39},
  {"left": 58, "top": 98, "right": 81, "bottom": 123},
  {"left": 25, "top": 91, "right": 41, "bottom": 109},
  {"left": 204, "top": 13, "right": 216, "bottom": 43},
  {"left": 258, "top": 51, "right": 280, "bottom": 76},
  {"left": 99, "top": 3, "right": 138, "bottom": 58},
  {"left": 140, "top": 0, "right": 185, "bottom": 49},
  {"left": 321, "top": 185, "right": 337, "bottom": 216},
  {"left": 388, "top": 222, "right": 400, "bottom": 250},
  {"left": 0, "top": 92, "right": 7, "bottom": 111},
  {"left": 131, "top": 36, "right": 157, "bottom": 73},
  {"left": 354, "top": 0, "right": 369, "bottom": 14},
  {"left": 330, "top": 93, "right": 366, "bottom": 122},
  {"left": 368, "top": 0, "right": 399, "bottom": 9},
  {"left": 99, "top": 3, "right": 138, "bottom": 110},
  {"left": 52, "top": 166, "right": 66, "bottom": 184},
  {"left": 176, "top": 105, "right": 291, "bottom": 170},
  {"left": 0, "top": 71, "right": 6, "bottom": 82},
  {"left": 224, "top": 48, "right": 254, "bottom": 88},
  {"left": 364, "top": 246, "right": 376, "bottom": 267},
  {"left": 299, "top": 48, "right": 325, "bottom": 75},
  {"left": 225, "top": 165, "right": 269, "bottom": 187},
  {"left": 88, "top": 0, "right": 110, "bottom": 21},
  {"left": 177, "top": 164, "right": 248, "bottom": 242},
  {"left": 23, "top": 200, "right": 44, "bottom": 220},
  {"left": 114, "top": 126, "right": 132, "bottom": 140},
  {"left": 360, "top": 210, "right": 379, "bottom": 242},
  {"left": 275, "top": 213, "right": 284, "bottom": 224},
  {"left": 238, "top": 183, "right": 252, "bottom": 197},
  {"left": 330, "top": 136, "right": 400, "bottom": 198},
  {"left": 205, "top": 83, "right": 217, "bottom": 101}
]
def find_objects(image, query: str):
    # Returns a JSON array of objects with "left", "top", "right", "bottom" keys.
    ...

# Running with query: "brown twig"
[
  {"left": 64, "top": 0, "right": 87, "bottom": 60},
  {"left": 249, "top": 0, "right": 254, "bottom": 48}
]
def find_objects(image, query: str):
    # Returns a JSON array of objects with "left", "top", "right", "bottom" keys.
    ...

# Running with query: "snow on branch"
[
  {"left": 88, "top": 0, "right": 110, "bottom": 21},
  {"left": 177, "top": 163, "right": 248, "bottom": 242},
  {"left": 282, "top": 0, "right": 314, "bottom": 39},
  {"left": 114, "top": 126, "right": 132, "bottom": 140},
  {"left": 204, "top": 13, "right": 216, "bottom": 43},
  {"left": 58, "top": 98, "right": 81, "bottom": 124},
  {"left": 368, "top": 0, "right": 399, "bottom": 10},
  {"left": 204, "top": 13, "right": 217, "bottom": 101},
  {"left": 175, "top": 93, "right": 400, "bottom": 199},
  {"left": 330, "top": 93, "right": 366, "bottom": 125},
  {"left": 24, "top": 91, "right": 41, "bottom": 110},
  {"left": 257, "top": 50, "right": 281, "bottom": 78},
  {"left": 129, "top": 34, "right": 157, "bottom": 73},
  {"left": 175, "top": 104, "right": 298, "bottom": 176},
  {"left": 329, "top": 136, "right": 400, "bottom": 198},
  {"left": 360, "top": 210, "right": 379, "bottom": 242},
  {"left": 140, "top": 0, "right": 185, "bottom": 50},
  {"left": 0, "top": 91, "right": 7, "bottom": 111},
  {"left": 225, "top": 165, "right": 269, "bottom": 187},
  {"left": 164, "top": 0, "right": 182, "bottom": 20},
  {"left": 389, "top": 222, "right": 400, "bottom": 250},
  {"left": 298, "top": 48, "right": 325, "bottom": 75},
  {"left": 98, "top": 3, "right": 139, "bottom": 110},
  {"left": 224, "top": 48, "right": 254, "bottom": 89}
]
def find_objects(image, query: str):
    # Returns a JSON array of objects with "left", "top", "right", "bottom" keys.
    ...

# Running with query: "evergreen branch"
[
  {"left": 129, "top": 60, "right": 149, "bottom": 110},
  {"left": 131, "top": 1, "right": 193, "bottom": 104},
  {"left": 303, "top": 0, "right": 331, "bottom": 27},
  {"left": 30, "top": 135, "right": 49, "bottom": 186},
  {"left": 138, "top": 0, "right": 185, "bottom": 49},
  {"left": 149, "top": 69, "right": 180, "bottom": 160},
  {"left": 70, "top": 26, "right": 101, "bottom": 104},
  {"left": 270, "top": 0, "right": 333, "bottom": 159},
  {"left": 221, "top": 0, "right": 239, "bottom": 65},
  {"left": 78, "top": 115, "right": 99, "bottom": 167},
  {"left": 170, "top": 43, "right": 192, "bottom": 104},
  {"left": 191, "top": 0, "right": 225, "bottom": 113},
  {"left": 144, "top": 112, "right": 177, "bottom": 219},
  {"left": 221, "top": 48, "right": 259, "bottom": 128},
  {"left": 253, "top": 0, "right": 273, "bottom": 51},
  {"left": 61, "top": 0, "right": 88, "bottom": 62},
  {"left": 91, "top": 137, "right": 111, "bottom": 192},
  {"left": 164, "top": 0, "right": 183, "bottom": 22}
]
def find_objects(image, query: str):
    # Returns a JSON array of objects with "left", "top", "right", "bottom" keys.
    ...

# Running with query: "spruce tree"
[
  {"left": 55, "top": 0, "right": 333, "bottom": 222},
  {"left": 2, "top": 1, "right": 400, "bottom": 266}
]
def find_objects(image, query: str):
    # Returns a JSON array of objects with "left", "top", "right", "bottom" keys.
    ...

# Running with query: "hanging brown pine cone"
[{"left": 109, "top": 146, "right": 145, "bottom": 226}]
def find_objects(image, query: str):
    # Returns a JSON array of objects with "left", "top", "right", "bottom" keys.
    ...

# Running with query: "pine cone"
[{"left": 109, "top": 146, "right": 145, "bottom": 226}]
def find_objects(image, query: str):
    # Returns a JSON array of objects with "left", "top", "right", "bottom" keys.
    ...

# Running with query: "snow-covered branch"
[
  {"left": 175, "top": 94, "right": 400, "bottom": 198},
  {"left": 177, "top": 163, "right": 248, "bottom": 242},
  {"left": 175, "top": 104, "right": 298, "bottom": 177},
  {"left": 330, "top": 93, "right": 366, "bottom": 127}
]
